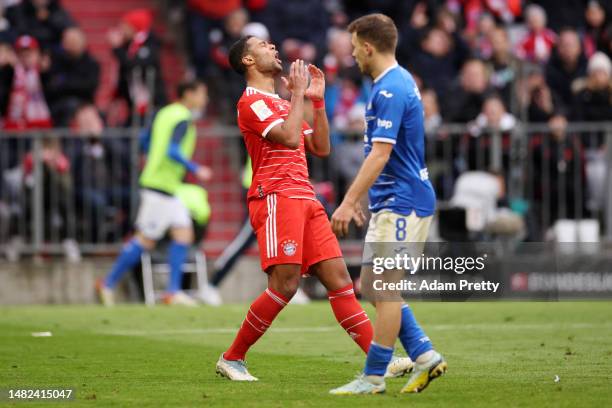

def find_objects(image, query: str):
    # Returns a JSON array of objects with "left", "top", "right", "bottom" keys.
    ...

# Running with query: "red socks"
[
  {"left": 224, "top": 288, "right": 288, "bottom": 361},
  {"left": 328, "top": 283, "right": 373, "bottom": 353},
  {"left": 224, "top": 284, "right": 372, "bottom": 361}
]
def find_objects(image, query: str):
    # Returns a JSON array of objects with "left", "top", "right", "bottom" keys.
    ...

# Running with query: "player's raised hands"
[
  {"left": 331, "top": 200, "right": 366, "bottom": 238},
  {"left": 281, "top": 59, "right": 308, "bottom": 96},
  {"left": 305, "top": 64, "right": 325, "bottom": 102}
]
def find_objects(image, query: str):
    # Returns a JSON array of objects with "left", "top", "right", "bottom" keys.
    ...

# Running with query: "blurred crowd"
[
  {"left": 179, "top": 0, "right": 612, "bottom": 127},
  {"left": 1, "top": 0, "right": 612, "bottom": 257},
  {"left": 179, "top": 0, "right": 612, "bottom": 240},
  {"left": 0, "top": 0, "right": 610, "bottom": 130}
]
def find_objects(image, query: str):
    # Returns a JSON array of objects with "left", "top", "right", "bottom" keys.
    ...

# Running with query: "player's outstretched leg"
[
  {"left": 312, "top": 258, "right": 374, "bottom": 352},
  {"left": 163, "top": 241, "right": 198, "bottom": 306},
  {"left": 327, "top": 283, "right": 373, "bottom": 352},
  {"left": 97, "top": 237, "right": 150, "bottom": 306},
  {"left": 163, "top": 227, "right": 198, "bottom": 306},
  {"left": 398, "top": 304, "right": 447, "bottom": 393},
  {"left": 329, "top": 342, "right": 392, "bottom": 395},
  {"left": 314, "top": 258, "right": 413, "bottom": 378},
  {"left": 217, "top": 264, "right": 299, "bottom": 381},
  {"left": 216, "top": 353, "right": 258, "bottom": 382},
  {"left": 330, "top": 301, "right": 402, "bottom": 395}
]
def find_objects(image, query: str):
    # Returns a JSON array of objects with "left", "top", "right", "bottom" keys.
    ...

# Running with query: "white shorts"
[
  {"left": 135, "top": 189, "right": 191, "bottom": 240},
  {"left": 363, "top": 210, "right": 432, "bottom": 261}
]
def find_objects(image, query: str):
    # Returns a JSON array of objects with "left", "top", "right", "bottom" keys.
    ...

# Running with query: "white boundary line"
[{"left": 99, "top": 322, "right": 612, "bottom": 337}]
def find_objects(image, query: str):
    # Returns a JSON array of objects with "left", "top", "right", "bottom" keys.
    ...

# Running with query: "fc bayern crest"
[{"left": 281, "top": 240, "right": 298, "bottom": 256}]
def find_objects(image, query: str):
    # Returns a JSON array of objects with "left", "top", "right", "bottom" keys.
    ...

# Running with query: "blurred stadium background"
[{"left": 1, "top": 0, "right": 612, "bottom": 304}]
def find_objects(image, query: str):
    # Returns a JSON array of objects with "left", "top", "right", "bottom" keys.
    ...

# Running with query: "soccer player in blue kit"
[{"left": 329, "top": 14, "right": 447, "bottom": 395}]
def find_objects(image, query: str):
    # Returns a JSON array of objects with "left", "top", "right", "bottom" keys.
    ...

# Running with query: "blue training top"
[{"left": 364, "top": 64, "right": 436, "bottom": 216}]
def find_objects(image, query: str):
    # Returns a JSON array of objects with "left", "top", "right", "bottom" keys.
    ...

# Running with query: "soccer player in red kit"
[{"left": 215, "top": 36, "right": 412, "bottom": 381}]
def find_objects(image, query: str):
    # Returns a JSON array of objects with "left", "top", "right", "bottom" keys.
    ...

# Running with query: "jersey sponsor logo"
[
  {"left": 377, "top": 118, "right": 393, "bottom": 129},
  {"left": 379, "top": 90, "right": 393, "bottom": 98},
  {"left": 281, "top": 239, "right": 298, "bottom": 256},
  {"left": 419, "top": 168, "right": 430, "bottom": 181},
  {"left": 250, "top": 99, "right": 274, "bottom": 121}
]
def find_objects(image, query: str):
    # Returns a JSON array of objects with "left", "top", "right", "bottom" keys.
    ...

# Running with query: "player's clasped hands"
[
  {"left": 331, "top": 201, "right": 367, "bottom": 238},
  {"left": 281, "top": 59, "right": 309, "bottom": 95}
]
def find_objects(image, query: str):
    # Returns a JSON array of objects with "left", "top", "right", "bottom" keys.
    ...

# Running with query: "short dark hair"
[
  {"left": 229, "top": 35, "right": 253, "bottom": 75},
  {"left": 348, "top": 13, "right": 398, "bottom": 54},
  {"left": 177, "top": 79, "right": 205, "bottom": 98}
]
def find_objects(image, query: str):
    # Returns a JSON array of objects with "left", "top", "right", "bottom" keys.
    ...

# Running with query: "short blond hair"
[{"left": 348, "top": 13, "right": 398, "bottom": 54}]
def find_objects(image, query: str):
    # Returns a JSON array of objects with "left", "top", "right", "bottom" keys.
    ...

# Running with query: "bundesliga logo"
[{"left": 281, "top": 240, "right": 297, "bottom": 256}]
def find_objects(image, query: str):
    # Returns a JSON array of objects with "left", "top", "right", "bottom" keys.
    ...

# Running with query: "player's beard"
[
  {"left": 358, "top": 59, "right": 372, "bottom": 77},
  {"left": 258, "top": 58, "right": 282, "bottom": 76},
  {"left": 270, "top": 60, "right": 283, "bottom": 75}
]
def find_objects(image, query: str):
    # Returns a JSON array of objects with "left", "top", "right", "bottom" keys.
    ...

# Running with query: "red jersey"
[{"left": 237, "top": 86, "right": 316, "bottom": 201}]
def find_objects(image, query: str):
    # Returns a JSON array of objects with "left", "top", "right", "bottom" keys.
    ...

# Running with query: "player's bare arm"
[
  {"left": 267, "top": 59, "right": 308, "bottom": 149},
  {"left": 331, "top": 142, "right": 393, "bottom": 237},
  {"left": 304, "top": 64, "right": 330, "bottom": 157}
]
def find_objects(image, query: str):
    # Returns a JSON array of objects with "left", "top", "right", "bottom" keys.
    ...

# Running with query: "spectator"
[
  {"left": 322, "top": 29, "right": 365, "bottom": 144},
  {"left": 397, "top": 1, "right": 428, "bottom": 66},
  {"left": 329, "top": 103, "right": 366, "bottom": 191},
  {"left": 572, "top": 51, "right": 612, "bottom": 123},
  {"left": 487, "top": 26, "right": 519, "bottom": 110},
  {"left": 65, "top": 105, "right": 116, "bottom": 242},
  {"left": 516, "top": 4, "right": 556, "bottom": 64},
  {"left": 411, "top": 27, "right": 460, "bottom": 99},
  {"left": 529, "top": 114, "right": 587, "bottom": 237},
  {"left": 460, "top": 0, "right": 521, "bottom": 34},
  {"left": 465, "top": 95, "right": 516, "bottom": 172},
  {"left": 0, "top": 1, "right": 17, "bottom": 44},
  {"left": 469, "top": 12, "right": 496, "bottom": 60},
  {"left": 0, "top": 35, "right": 52, "bottom": 130},
  {"left": 108, "top": 9, "right": 166, "bottom": 124},
  {"left": 422, "top": 88, "right": 442, "bottom": 135},
  {"left": 583, "top": 1, "right": 609, "bottom": 58},
  {"left": 208, "top": 8, "right": 249, "bottom": 121},
  {"left": 571, "top": 52, "right": 611, "bottom": 213},
  {"left": 443, "top": 59, "right": 492, "bottom": 122},
  {"left": 186, "top": 0, "right": 241, "bottom": 79},
  {"left": 242, "top": 21, "right": 269, "bottom": 41},
  {"left": 43, "top": 27, "right": 100, "bottom": 126},
  {"left": 532, "top": 0, "right": 592, "bottom": 32},
  {"left": 436, "top": 6, "right": 471, "bottom": 65},
  {"left": 11, "top": 0, "right": 74, "bottom": 50},
  {"left": 523, "top": 70, "right": 559, "bottom": 122},
  {"left": 324, "top": 28, "right": 357, "bottom": 76},
  {"left": 22, "top": 136, "right": 80, "bottom": 261},
  {"left": 261, "top": 0, "right": 329, "bottom": 63},
  {"left": 545, "top": 28, "right": 588, "bottom": 112},
  {"left": 471, "top": 94, "right": 517, "bottom": 134},
  {"left": 0, "top": 38, "right": 15, "bottom": 120}
]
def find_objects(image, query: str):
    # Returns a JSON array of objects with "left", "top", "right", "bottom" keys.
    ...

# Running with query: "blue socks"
[
  {"left": 167, "top": 241, "right": 189, "bottom": 293},
  {"left": 399, "top": 304, "right": 433, "bottom": 361},
  {"left": 104, "top": 239, "right": 144, "bottom": 289},
  {"left": 364, "top": 342, "right": 394, "bottom": 376}
]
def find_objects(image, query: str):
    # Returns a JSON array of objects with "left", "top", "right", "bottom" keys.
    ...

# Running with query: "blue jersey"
[{"left": 364, "top": 64, "right": 436, "bottom": 216}]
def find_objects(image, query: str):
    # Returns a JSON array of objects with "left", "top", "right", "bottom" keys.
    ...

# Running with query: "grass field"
[{"left": 1, "top": 301, "right": 611, "bottom": 407}]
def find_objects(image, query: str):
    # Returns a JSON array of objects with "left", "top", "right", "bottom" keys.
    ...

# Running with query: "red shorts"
[{"left": 249, "top": 194, "right": 343, "bottom": 274}]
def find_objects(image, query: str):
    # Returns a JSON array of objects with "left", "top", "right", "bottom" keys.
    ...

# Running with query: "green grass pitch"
[{"left": 1, "top": 302, "right": 611, "bottom": 407}]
